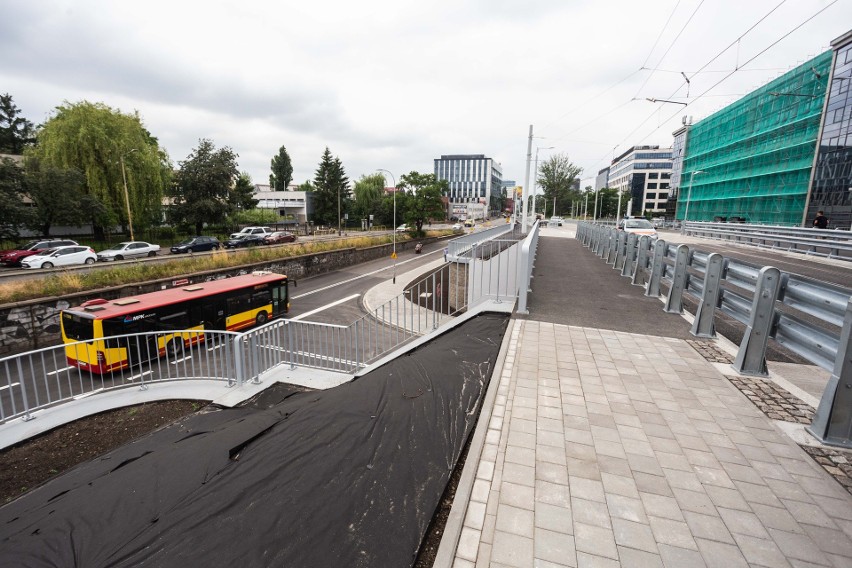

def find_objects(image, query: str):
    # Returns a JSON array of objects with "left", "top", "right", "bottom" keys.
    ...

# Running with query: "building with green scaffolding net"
[{"left": 679, "top": 51, "right": 832, "bottom": 225}]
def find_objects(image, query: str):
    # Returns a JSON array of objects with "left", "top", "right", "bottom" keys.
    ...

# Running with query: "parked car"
[
  {"left": 229, "top": 226, "right": 274, "bottom": 240},
  {"left": 549, "top": 216, "right": 563, "bottom": 227},
  {"left": 0, "top": 239, "right": 79, "bottom": 267},
  {"left": 263, "top": 231, "right": 297, "bottom": 245},
  {"left": 617, "top": 218, "right": 658, "bottom": 237},
  {"left": 464, "top": 219, "right": 475, "bottom": 228},
  {"left": 452, "top": 223, "right": 463, "bottom": 231},
  {"left": 20, "top": 245, "right": 97, "bottom": 269},
  {"left": 396, "top": 224, "right": 410, "bottom": 232},
  {"left": 170, "top": 236, "right": 221, "bottom": 254},
  {"left": 96, "top": 241, "right": 160, "bottom": 261},
  {"left": 224, "top": 234, "right": 266, "bottom": 249}
]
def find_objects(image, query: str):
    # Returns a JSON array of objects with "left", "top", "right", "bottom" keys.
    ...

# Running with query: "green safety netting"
[{"left": 678, "top": 51, "right": 832, "bottom": 225}]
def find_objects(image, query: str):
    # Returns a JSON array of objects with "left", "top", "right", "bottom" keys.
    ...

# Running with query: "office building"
[
  {"left": 607, "top": 146, "right": 672, "bottom": 216},
  {"left": 434, "top": 154, "right": 503, "bottom": 217}
]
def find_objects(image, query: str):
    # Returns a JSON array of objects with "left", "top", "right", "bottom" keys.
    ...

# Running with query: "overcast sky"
[{"left": 2, "top": 0, "right": 850, "bottom": 190}]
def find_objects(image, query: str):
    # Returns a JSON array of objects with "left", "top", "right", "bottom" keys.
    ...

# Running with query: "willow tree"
[{"left": 29, "top": 101, "right": 170, "bottom": 239}]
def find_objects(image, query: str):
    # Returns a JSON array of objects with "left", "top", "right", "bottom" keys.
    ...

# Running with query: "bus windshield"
[{"left": 62, "top": 312, "right": 95, "bottom": 341}]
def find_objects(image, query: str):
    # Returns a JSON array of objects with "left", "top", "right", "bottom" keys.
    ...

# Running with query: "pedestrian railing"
[
  {"left": 446, "top": 224, "right": 516, "bottom": 260},
  {"left": 682, "top": 221, "right": 852, "bottom": 261},
  {"left": 577, "top": 222, "right": 852, "bottom": 449},
  {"left": 1, "top": 225, "right": 542, "bottom": 430}
]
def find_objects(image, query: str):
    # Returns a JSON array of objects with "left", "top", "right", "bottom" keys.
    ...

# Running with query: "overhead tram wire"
[
  {"left": 629, "top": 0, "right": 841, "bottom": 150},
  {"left": 538, "top": 0, "right": 683, "bottom": 137},
  {"left": 632, "top": 0, "right": 706, "bottom": 100},
  {"left": 544, "top": 0, "right": 781, "bottom": 151}
]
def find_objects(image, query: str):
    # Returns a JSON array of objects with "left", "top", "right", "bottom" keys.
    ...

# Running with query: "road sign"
[{"left": 391, "top": 252, "right": 397, "bottom": 259}]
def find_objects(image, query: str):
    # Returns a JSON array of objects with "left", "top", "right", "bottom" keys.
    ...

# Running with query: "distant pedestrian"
[
  {"left": 443, "top": 247, "right": 448, "bottom": 262},
  {"left": 813, "top": 210, "right": 829, "bottom": 230}
]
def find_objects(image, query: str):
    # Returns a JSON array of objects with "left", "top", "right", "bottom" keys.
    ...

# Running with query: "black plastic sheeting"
[{"left": 0, "top": 313, "right": 508, "bottom": 567}]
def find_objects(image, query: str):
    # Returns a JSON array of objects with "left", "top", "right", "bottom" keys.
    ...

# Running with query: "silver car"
[{"left": 96, "top": 241, "right": 160, "bottom": 261}]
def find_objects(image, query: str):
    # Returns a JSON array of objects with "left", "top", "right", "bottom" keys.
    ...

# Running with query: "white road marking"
[
  {"left": 170, "top": 356, "right": 193, "bottom": 365},
  {"left": 124, "top": 371, "right": 153, "bottom": 382},
  {"left": 46, "top": 366, "right": 75, "bottom": 377},
  {"left": 290, "top": 294, "right": 360, "bottom": 321},
  {"left": 293, "top": 250, "right": 440, "bottom": 299},
  {"left": 0, "top": 382, "right": 20, "bottom": 392}
]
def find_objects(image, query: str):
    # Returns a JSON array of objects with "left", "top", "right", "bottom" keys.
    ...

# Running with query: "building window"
[
  {"left": 649, "top": 173, "right": 659, "bottom": 179},
  {"left": 648, "top": 183, "right": 658, "bottom": 189},
  {"left": 659, "top": 193, "right": 669, "bottom": 200},
  {"left": 645, "top": 193, "right": 656, "bottom": 200}
]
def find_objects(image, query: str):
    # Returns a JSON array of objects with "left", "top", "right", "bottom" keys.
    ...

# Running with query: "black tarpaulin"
[{"left": 0, "top": 313, "right": 509, "bottom": 567}]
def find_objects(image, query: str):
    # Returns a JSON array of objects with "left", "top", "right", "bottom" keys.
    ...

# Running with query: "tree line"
[{"left": 0, "top": 94, "right": 448, "bottom": 241}]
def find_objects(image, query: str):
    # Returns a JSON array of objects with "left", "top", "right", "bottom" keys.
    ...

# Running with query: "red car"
[
  {"left": 0, "top": 239, "right": 79, "bottom": 267},
  {"left": 263, "top": 231, "right": 297, "bottom": 245}
]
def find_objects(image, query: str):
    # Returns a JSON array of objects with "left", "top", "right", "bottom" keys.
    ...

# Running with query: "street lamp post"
[
  {"left": 377, "top": 169, "right": 397, "bottom": 284},
  {"left": 533, "top": 146, "right": 554, "bottom": 220},
  {"left": 119, "top": 149, "right": 138, "bottom": 241},
  {"left": 682, "top": 169, "right": 705, "bottom": 231}
]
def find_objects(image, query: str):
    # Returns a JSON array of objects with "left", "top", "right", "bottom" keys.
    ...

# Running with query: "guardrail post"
[
  {"left": 612, "top": 231, "right": 624, "bottom": 267},
  {"left": 645, "top": 240, "right": 667, "bottom": 297},
  {"left": 807, "top": 298, "right": 852, "bottom": 449},
  {"left": 632, "top": 235, "right": 649, "bottom": 285},
  {"left": 621, "top": 233, "right": 637, "bottom": 277},
  {"left": 732, "top": 266, "right": 781, "bottom": 376},
  {"left": 233, "top": 335, "right": 244, "bottom": 387},
  {"left": 664, "top": 244, "right": 690, "bottom": 313},
  {"left": 691, "top": 253, "right": 724, "bottom": 338}
]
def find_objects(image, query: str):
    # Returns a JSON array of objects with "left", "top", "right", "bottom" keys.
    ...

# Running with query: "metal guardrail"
[
  {"left": 577, "top": 222, "right": 852, "bottom": 449},
  {"left": 682, "top": 221, "right": 852, "bottom": 261},
  {"left": 1, "top": 229, "right": 542, "bottom": 430}
]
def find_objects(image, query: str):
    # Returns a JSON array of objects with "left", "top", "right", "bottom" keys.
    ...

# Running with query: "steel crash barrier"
[
  {"left": 1, "top": 223, "right": 542, "bottom": 430},
  {"left": 577, "top": 222, "right": 852, "bottom": 450},
  {"left": 681, "top": 221, "right": 852, "bottom": 262}
]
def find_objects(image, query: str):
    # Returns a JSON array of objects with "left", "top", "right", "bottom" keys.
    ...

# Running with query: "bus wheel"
[
  {"left": 256, "top": 311, "right": 268, "bottom": 326},
  {"left": 167, "top": 339, "right": 183, "bottom": 357}
]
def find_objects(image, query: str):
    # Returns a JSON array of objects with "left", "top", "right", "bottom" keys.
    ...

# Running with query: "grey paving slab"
[{"left": 449, "top": 320, "right": 852, "bottom": 568}]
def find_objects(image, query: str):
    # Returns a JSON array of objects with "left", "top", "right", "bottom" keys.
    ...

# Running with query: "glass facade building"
[
  {"left": 434, "top": 154, "right": 503, "bottom": 215},
  {"left": 805, "top": 30, "right": 852, "bottom": 230}
]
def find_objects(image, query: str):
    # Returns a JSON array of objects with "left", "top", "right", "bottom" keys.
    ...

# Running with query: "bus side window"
[
  {"left": 158, "top": 310, "right": 189, "bottom": 330},
  {"left": 251, "top": 290, "right": 270, "bottom": 308},
  {"left": 227, "top": 292, "right": 251, "bottom": 315}
]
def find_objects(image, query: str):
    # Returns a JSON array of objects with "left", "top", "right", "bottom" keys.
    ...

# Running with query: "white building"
[
  {"left": 253, "top": 184, "right": 313, "bottom": 223},
  {"left": 607, "top": 146, "right": 672, "bottom": 216}
]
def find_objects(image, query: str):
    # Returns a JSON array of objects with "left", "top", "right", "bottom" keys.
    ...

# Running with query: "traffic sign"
[{"left": 391, "top": 252, "right": 397, "bottom": 259}]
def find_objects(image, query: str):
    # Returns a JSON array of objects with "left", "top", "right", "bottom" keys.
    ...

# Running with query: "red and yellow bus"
[{"left": 61, "top": 271, "right": 289, "bottom": 374}]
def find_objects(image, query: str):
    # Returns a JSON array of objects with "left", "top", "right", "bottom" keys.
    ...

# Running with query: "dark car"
[
  {"left": 263, "top": 231, "right": 297, "bottom": 245},
  {"left": 223, "top": 234, "right": 266, "bottom": 249},
  {"left": 170, "top": 236, "right": 221, "bottom": 254},
  {"left": 0, "top": 239, "right": 79, "bottom": 267}
]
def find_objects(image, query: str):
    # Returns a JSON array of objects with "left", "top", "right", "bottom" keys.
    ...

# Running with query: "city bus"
[{"left": 61, "top": 271, "right": 289, "bottom": 374}]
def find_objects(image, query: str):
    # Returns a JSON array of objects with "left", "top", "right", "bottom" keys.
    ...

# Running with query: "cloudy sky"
[{"left": 2, "top": 0, "right": 850, "bottom": 190}]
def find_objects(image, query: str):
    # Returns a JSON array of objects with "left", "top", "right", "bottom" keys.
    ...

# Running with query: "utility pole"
[{"left": 521, "top": 125, "right": 533, "bottom": 233}]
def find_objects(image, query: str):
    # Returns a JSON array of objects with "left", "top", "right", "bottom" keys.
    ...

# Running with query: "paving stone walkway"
[{"left": 452, "top": 320, "right": 852, "bottom": 568}]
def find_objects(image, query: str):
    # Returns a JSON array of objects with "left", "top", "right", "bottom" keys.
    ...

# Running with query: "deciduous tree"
[
  {"left": 0, "top": 157, "right": 32, "bottom": 239},
  {"left": 352, "top": 173, "right": 386, "bottom": 224},
  {"left": 537, "top": 153, "right": 583, "bottom": 216},
  {"left": 230, "top": 172, "right": 259, "bottom": 211},
  {"left": 23, "top": 159, "right": 93, "bottom": 236},
  {"left": 169, "top": 139, "right": 239, "bottom": 235},
  {"left": 30, "top": 101, "right": 170, "bottom": 239},
  {"left": 269, "top": 145, "right": 293, "bottom": 191},
  {"left": 397, "top": 171, "right": 448, "bottom": 233}
]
